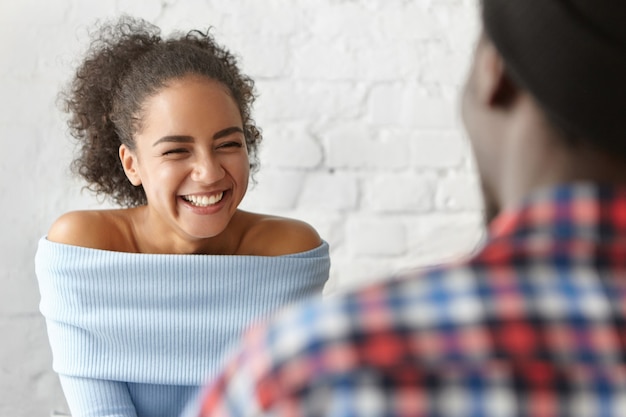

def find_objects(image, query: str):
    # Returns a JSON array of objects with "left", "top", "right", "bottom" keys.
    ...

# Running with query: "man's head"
[{"left": 461, "top": 0, "right": 626, "bottom": 222}]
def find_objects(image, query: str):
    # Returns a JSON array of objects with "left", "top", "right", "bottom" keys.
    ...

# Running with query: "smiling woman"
[
  {"left": 114, "top": 76, "right": 255, "bottom": 254},
  {"left": 34, "top": 16, "right": 330, "bottom": 417}
]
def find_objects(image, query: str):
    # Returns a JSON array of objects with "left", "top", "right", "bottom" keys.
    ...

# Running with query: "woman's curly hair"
[{"left": 62, "top": 16, "right": 262, "bottom": 207}]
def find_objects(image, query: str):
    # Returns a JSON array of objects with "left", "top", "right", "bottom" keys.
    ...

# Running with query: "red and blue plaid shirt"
[{"left": 190, "top": 183, "right": 626, "bottom": 417}]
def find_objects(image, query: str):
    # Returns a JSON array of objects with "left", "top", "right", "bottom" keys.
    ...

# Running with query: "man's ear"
[
  {"left": 475, "top": 39, "right": 518, "bottom": 108},
  {"left": 119, "top": 144, "right": 142, "bottom": 186}
]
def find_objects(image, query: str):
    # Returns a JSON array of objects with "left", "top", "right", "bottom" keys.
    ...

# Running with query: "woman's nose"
[{"left": 191, "top": 155, "right": 225, "bottom": 184}]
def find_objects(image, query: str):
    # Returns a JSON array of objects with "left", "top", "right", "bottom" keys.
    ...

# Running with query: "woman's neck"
[{"left": 126, "top": 206, "right": 246, "bottom": 255}]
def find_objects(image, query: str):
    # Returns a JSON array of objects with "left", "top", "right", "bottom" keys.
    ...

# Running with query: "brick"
[
  {"left": 255, "top": 80, "right": 367, "bottom": 122},
  {"left": 293, "top": 37, "right": 425, "bottom": 82},
  {"left": 224, "top": 36, "right": 291, "bottom": 79},
  {"left": 324, "top": 122, "right": 410, "bottom": 170},
  {"left": 240, "top": 168, "right": 306, "bottom": 211},
  {"left": 154, "top": 0, "right": 226, "bottom": 34},
  {"left": 68, "top": 1, "right": 123, "bottom": 23},
  {"left": 326, "top": 259, "right": 400, "bottom": 294},
  {"left": 260, "top": 123, "right": 323, "bottom": 168},
  {"left": 363, "top": 173, "right": 436, "bottom": 213},
  {"left": 432, "top": 1, "right": 481, "bottom": 49},
  {"left": 411, "top": 130, "right": 468, "bottom": 168},
  {"left": 406, "top": 213, "right": 485, "bottom": 265},
  {"left": 347, "top": 216, "right": 407, "bottom": 257},
  {"left": 435, "top": 173, "right": 484, "bottom": 211},
  {"left": 354, "top": 39, "right": 425, "bottom": 81},
  {"left": 366, "top": 84, "right": 459, "bottom": 129},
  {"left": 421, "top": 45, "right": 471, "bottom": 87},
  {"left": 374, "top": 3, "right": 440, "bottom": 41},
  {"left": 298, "top": 171, "right": 359, "bottom": 211},
  {"left": 281, "top": 210, "right": 346, "bottom": 249},
  {"left": 307, "top": 2, "right": 378, "bottom": 42},
  {"left": 219, "top": 0, "right": 307, "bottom": 37},
  {"left": 292, "top": 38, "right": 358, "bottom": 80}
]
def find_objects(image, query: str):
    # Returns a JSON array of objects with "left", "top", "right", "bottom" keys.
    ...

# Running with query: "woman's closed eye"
[
  {"left": 161, "top": 148, "right": 189, "bottom": 156},
  {"left": 216, "top": 141, "right": 243, "bottom": 150}
]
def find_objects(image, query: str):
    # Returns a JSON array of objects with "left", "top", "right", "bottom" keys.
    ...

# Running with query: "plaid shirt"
[{"left": 191, "top": 183, "right": 626, "bottom": 417}]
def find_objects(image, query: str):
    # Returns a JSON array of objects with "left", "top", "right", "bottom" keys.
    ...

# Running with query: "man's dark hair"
[{"left": 482, "top": 0, "right": 626, "bottom": 155}]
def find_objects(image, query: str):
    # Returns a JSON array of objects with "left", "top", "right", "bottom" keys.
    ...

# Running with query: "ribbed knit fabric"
[{"left": 35, "top": 237, "right": 330, "bottom": 417}]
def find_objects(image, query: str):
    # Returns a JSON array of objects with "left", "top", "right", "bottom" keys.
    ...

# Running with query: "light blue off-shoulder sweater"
[{"left": 35, "top": 237, "right": 330, "bottom": 417}]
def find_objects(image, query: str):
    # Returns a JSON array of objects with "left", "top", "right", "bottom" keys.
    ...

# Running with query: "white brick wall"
[{"left": 0, "top": 0, "right": 482, "bottom": 415}]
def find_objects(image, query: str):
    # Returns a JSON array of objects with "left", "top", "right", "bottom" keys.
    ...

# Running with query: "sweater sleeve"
[{"left": 59, "top": 375, "right": 138, "bottom": 417}]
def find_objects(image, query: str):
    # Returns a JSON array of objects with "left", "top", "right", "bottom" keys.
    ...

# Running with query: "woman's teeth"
[{"left": 183, "top": 192, "right": 224, "bottom": 207}]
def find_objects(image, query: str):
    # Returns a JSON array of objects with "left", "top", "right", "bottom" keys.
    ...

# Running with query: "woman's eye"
[
  {"left": 217, "top": 141, "right": 243, "bottom": 150},
  {"left": 162, "top": 148, "right": 189, "bottom": 156}
]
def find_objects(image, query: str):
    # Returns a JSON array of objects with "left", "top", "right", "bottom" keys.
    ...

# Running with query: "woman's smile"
[
  {"left": 178, "top": 189, "right": 231, "bottom": 215},
  {"left": 181, "top": 191, "right": 225, "bottom": 207}
]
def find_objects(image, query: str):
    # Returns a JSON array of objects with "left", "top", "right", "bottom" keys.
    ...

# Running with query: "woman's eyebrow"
[
  {"left": 213, "top": 126, "right": 244, "bottom": 140},
  {"left": 152, "top": 127, "right": 244, "bottom": 147},
  {"left": 152, "top": 135, "right": 193, "bottom": 147}
]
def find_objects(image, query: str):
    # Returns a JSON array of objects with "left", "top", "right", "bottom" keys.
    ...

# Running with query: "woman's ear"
[{"left": 119, "top": 144, "right": 142, "bottom": 186}]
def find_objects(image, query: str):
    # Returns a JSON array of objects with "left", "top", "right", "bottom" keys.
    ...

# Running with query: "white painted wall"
[{"left": 0, "top": 0, "right": 482, "bottom": 415}]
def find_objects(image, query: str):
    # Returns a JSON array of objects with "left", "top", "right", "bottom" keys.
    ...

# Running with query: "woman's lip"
[{"left": 180, "top": 190, "right": 226, "bottom": 198}]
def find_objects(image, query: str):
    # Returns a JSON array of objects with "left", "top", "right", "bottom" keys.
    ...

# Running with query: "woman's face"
[{"left": 120, "top": 75, "right": 250, "bottom": 242}]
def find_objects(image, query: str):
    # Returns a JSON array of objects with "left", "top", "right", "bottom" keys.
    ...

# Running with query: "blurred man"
[{"left": 189, "top": 1, "right": 626, "bottom": 415}]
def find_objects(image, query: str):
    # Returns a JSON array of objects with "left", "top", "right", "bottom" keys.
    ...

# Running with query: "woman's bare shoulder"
[
  {"left": 47, "top": 209, "right": 132, "bottom": 250},
  {"left": 237, "top": 211, "right": 322, "bottom": 256}
]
